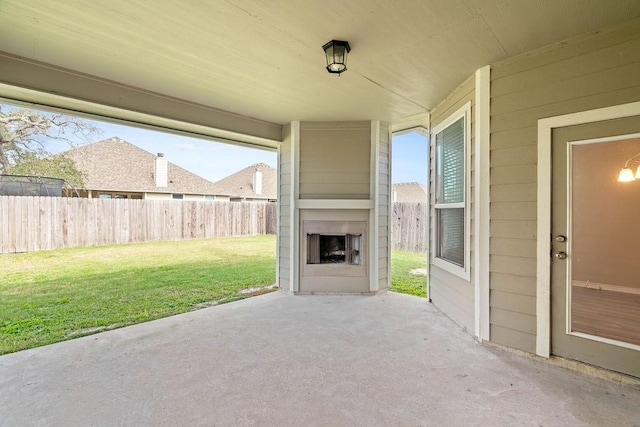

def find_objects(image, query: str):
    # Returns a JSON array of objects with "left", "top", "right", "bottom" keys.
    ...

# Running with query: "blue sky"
[
  {"left": 16, "top": 104, "right": 428, "bottom": 185},
  {"left": 391, "top": 132, "right": 429, "bottom": 185}
]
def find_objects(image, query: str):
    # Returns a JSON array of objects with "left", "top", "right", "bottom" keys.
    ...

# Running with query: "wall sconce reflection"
[{"left": 617, "top": 151, "right": 640, "bottom": 182}]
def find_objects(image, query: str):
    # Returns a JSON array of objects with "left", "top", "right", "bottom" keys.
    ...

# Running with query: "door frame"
[{"left": 536, "top": 100, "right": 640, "bottom": 357}]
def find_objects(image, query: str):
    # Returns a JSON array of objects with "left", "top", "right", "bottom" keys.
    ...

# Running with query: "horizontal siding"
[
  {"left": 492, "top": 62, "right": 640, "bottom": 115},
  {"left": 488, "top": 19, "right": 640, "bottom": 353},
  {"left": 429, "top": 75, "right": 475, "bottom": 332},
  {"left": 491, "top": 308, "right": 536, "bottom": 335},
  {"left": 278, "top": 124, "right": 293, "bottom": 290},
  {"left": 491, "top": 221, "right": 536, "bottom": 240},
  {"left": 491, "top": 165, "right": 536, "bottom": 185},
  {"left": 491, "top": 20, "right": 640, "bottom": 80},
  {"left": 430, "top": 74, "right": 475, "bottom": 124},
  {"left": 378, "top": 122, "right": 391, "bottom": 290},
  {"left": 299, "top": 123, "right": 370, "bottom": 199},
  {"left": 490, "top": 272, "right": 536, "bottom": 297},
  {"left": 490, "top": 202, "right": 537, "bottom": 221},
  {"left": 430, "top": 269, "right": 474, "bottom": 332},
  {"left": 491, "top": 289, "right": 536, "bottom": 316},
  {"left": 490, "top": 325, "right": 536, "bottom": 354},
  {"left": 490, "top": 238, "right": 536, "bottom": 258},
  {"left": 490, "top": 255, "right": 536, "bottom": 277},
  {"left": 491, "top": 85, "right": 640, "bottom": 133},
  {"left": 491, "top": 126, "right": 536, "bottom": 151},
  {"left": 491, "top": 183, "right": 536, "bottom": 203}
]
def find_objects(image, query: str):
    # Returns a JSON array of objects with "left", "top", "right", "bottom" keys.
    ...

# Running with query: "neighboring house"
[
  {"left": 63, "top": 137, "right": 222, "bottom": 200},
  {"left": 392, "top": 182, "right": 427, "bottom": 203},
  {"left": 211, "top": 163, "right": 277, "bottom": 203}
]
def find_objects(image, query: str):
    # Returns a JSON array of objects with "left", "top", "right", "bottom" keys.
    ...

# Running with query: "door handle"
[{"left": 555, "top": 251, "right": 567, "bottom": 259}]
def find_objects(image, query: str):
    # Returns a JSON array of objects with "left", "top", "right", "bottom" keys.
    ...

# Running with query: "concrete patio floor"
[{"left": 1, "top": 291, "right": 639, "bottom": 426}]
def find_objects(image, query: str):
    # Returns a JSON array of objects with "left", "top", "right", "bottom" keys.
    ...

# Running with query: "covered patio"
[{"left": 1, "top": 292, "right": 638, "bottom": 425}]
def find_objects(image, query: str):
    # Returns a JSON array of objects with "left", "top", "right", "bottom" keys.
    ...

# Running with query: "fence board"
[
  {"left": 392, "top": 202, "right": 428, "bottom": 253},
  {"left": 0, "top": 197, "right": 278, "bottom": 254}
]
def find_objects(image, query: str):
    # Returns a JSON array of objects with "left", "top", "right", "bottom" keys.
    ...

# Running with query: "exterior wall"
[
  {"left": 377, "top": 122, "right": 391, "bottom": 291},
  {"left": 230, "top": 197, "right": 274, "bottom": 203},
  {"left": 144, "top": 192, "right": 173, "bottom": 200},
  {"left": 184, "top": 194, "right": 205, "bottom": 201},
  {"left": 489, "top": 19, "right": 640, "bottom": 353},
  {"left": 299, "top": 122, "right": 371, "bottom": 200},
  {"left": 429, "top": 75, "right": 476, "bottom": 332},
  {"left": 277, "top": 123, "right": 295, "bottom": 292},
  {"left": 86, "top": 190, "right": 144, "bottom": 199}
]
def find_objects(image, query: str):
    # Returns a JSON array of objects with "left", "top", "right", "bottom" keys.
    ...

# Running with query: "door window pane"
[{"left": 570, "top": 138, "right": 640, "bottom": 346}]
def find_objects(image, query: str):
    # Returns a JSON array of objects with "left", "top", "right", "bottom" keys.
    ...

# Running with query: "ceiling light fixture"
[
  {"left": 323, "top": 40, "right": 351, "bottom": 75},
  {"left": 617, "top": 150, "right": 640, "bottom": 182}
]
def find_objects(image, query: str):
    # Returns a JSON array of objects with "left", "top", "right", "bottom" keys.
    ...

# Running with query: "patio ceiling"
[{"left": 1, "top": 0, "right": 640, "bottom": 128}]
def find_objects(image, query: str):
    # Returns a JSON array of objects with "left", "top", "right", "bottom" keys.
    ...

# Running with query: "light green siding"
[
  {"left": 299, "top": 122, "right": 371, "bottom": 200},
  {"left": 277, "top": 123, "right": 293, "bottom": 290},
  {"left": 489, "top": 19, "right": 640, "bottom": 353},
  {"left": 378, "top": 122, "right": 391, "bottom": 290},
  {"left": 429, "top": 75, "right": 475, "bottom": 332}
]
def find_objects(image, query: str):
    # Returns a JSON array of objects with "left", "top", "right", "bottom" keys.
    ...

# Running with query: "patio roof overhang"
[{"left": 1, "top": 1, "right": 640, "bottom": 145}]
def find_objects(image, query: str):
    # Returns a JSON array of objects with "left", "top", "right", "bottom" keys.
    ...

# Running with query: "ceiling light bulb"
[
  {"left": 618, "top": 167, "right": 635, "bottom": 182},
  {"left": 636, "top": 165, "right": 640, "bottom": 179}
]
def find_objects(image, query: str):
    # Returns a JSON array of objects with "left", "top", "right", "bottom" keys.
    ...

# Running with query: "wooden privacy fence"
[
  {"left": 0, "top": 196, "right": 277, "bottom": 254},
  {"left": 392, "top": 202, "right": 428, "bottom": 253}
]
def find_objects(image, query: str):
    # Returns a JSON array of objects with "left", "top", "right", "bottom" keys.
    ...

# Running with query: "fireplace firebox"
[
  {"left": 307, "top": 233, "right": 362, "bottom": 265},
  {"left": 299, "top": 211, "right": 369, "bottom": 292}
]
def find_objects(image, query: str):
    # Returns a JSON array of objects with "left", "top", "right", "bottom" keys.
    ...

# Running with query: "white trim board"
[
  {"left": 290, "top": 121, "right": 301, "bottom": 293},
  {"left": 391, "top": 112, "right": 430, "bottom": 135},
  {"left": 536, "top": 100, "right": 640, "bottom": 358},
  {"left": 369, "top": 121, "right": 381, "bottom": 292},
  {"left": 474, "top": 66, "right": 491, "bottom": 341}
]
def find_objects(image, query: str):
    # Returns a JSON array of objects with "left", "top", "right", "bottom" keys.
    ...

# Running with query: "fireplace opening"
[{"left": 307, "top": 233, "right": 362, "bottom": 265}]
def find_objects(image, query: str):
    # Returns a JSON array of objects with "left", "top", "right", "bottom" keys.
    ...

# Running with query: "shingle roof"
[
  {"left": 211, "top": 163, "right": 277, "bottom": 200},
  {"left": 64, "top": 137, "right": 220, "bottom": 195},
  {"left": 392, "top": 182, "right": 427, "bottom": 202}
]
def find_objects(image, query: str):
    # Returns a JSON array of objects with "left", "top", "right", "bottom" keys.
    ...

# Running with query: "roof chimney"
[
  {"left": 155, "top": 153, "right": 168, "bottom": 187},
  {"left": 253, "top": 170, "right": 263, "bottom": 195}
]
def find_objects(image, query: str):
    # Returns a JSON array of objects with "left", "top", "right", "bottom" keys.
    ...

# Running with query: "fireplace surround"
[
  {"left": 299, "top": 209, "right": 369, "bottom": 292},
  {"left": 277, "top": 120, "right": 390, "bottom": 294}
]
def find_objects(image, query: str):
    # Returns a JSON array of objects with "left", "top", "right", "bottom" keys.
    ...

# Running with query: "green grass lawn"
[
  {"left": 0, "top": 235, "right": 276, "bottom": 355},
  {"left": 1, "top": 236, "right": 426, "bottom": 354},
  {"left": 389, "top": 251, "right": 428, "bottom": 298}
]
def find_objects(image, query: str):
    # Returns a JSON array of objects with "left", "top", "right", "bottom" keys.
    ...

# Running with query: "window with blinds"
[{"left": 434, "top": 113, "right": 467, "bottom": 271}]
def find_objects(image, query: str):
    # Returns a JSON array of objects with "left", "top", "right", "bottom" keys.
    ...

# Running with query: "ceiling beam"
[{"left": 0, "top": 52, "right": 282, "bottom": 149}]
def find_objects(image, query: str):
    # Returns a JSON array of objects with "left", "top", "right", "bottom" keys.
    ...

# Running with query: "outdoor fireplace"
[{"left": 277, "top": 120, "right": 390, "bottom": 294}]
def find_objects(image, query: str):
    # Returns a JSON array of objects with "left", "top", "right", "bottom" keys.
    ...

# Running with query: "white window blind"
[{"left": 435, "top": 116, "right": 466, "bottom": 268}]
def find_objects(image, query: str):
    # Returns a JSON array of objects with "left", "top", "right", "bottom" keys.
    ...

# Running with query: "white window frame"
[{"left": 431, "top": 102, "right": 471, "bottom": 281}]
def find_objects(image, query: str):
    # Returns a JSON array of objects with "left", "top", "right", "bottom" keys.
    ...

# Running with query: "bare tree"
[{"left": 0, "top": 105, "right": 100, "bottom": 184}]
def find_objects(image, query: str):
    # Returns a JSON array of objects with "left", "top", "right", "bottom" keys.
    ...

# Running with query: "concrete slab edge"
[{"left": 483, "top": 341, "right": 640, "bottom": 390}]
